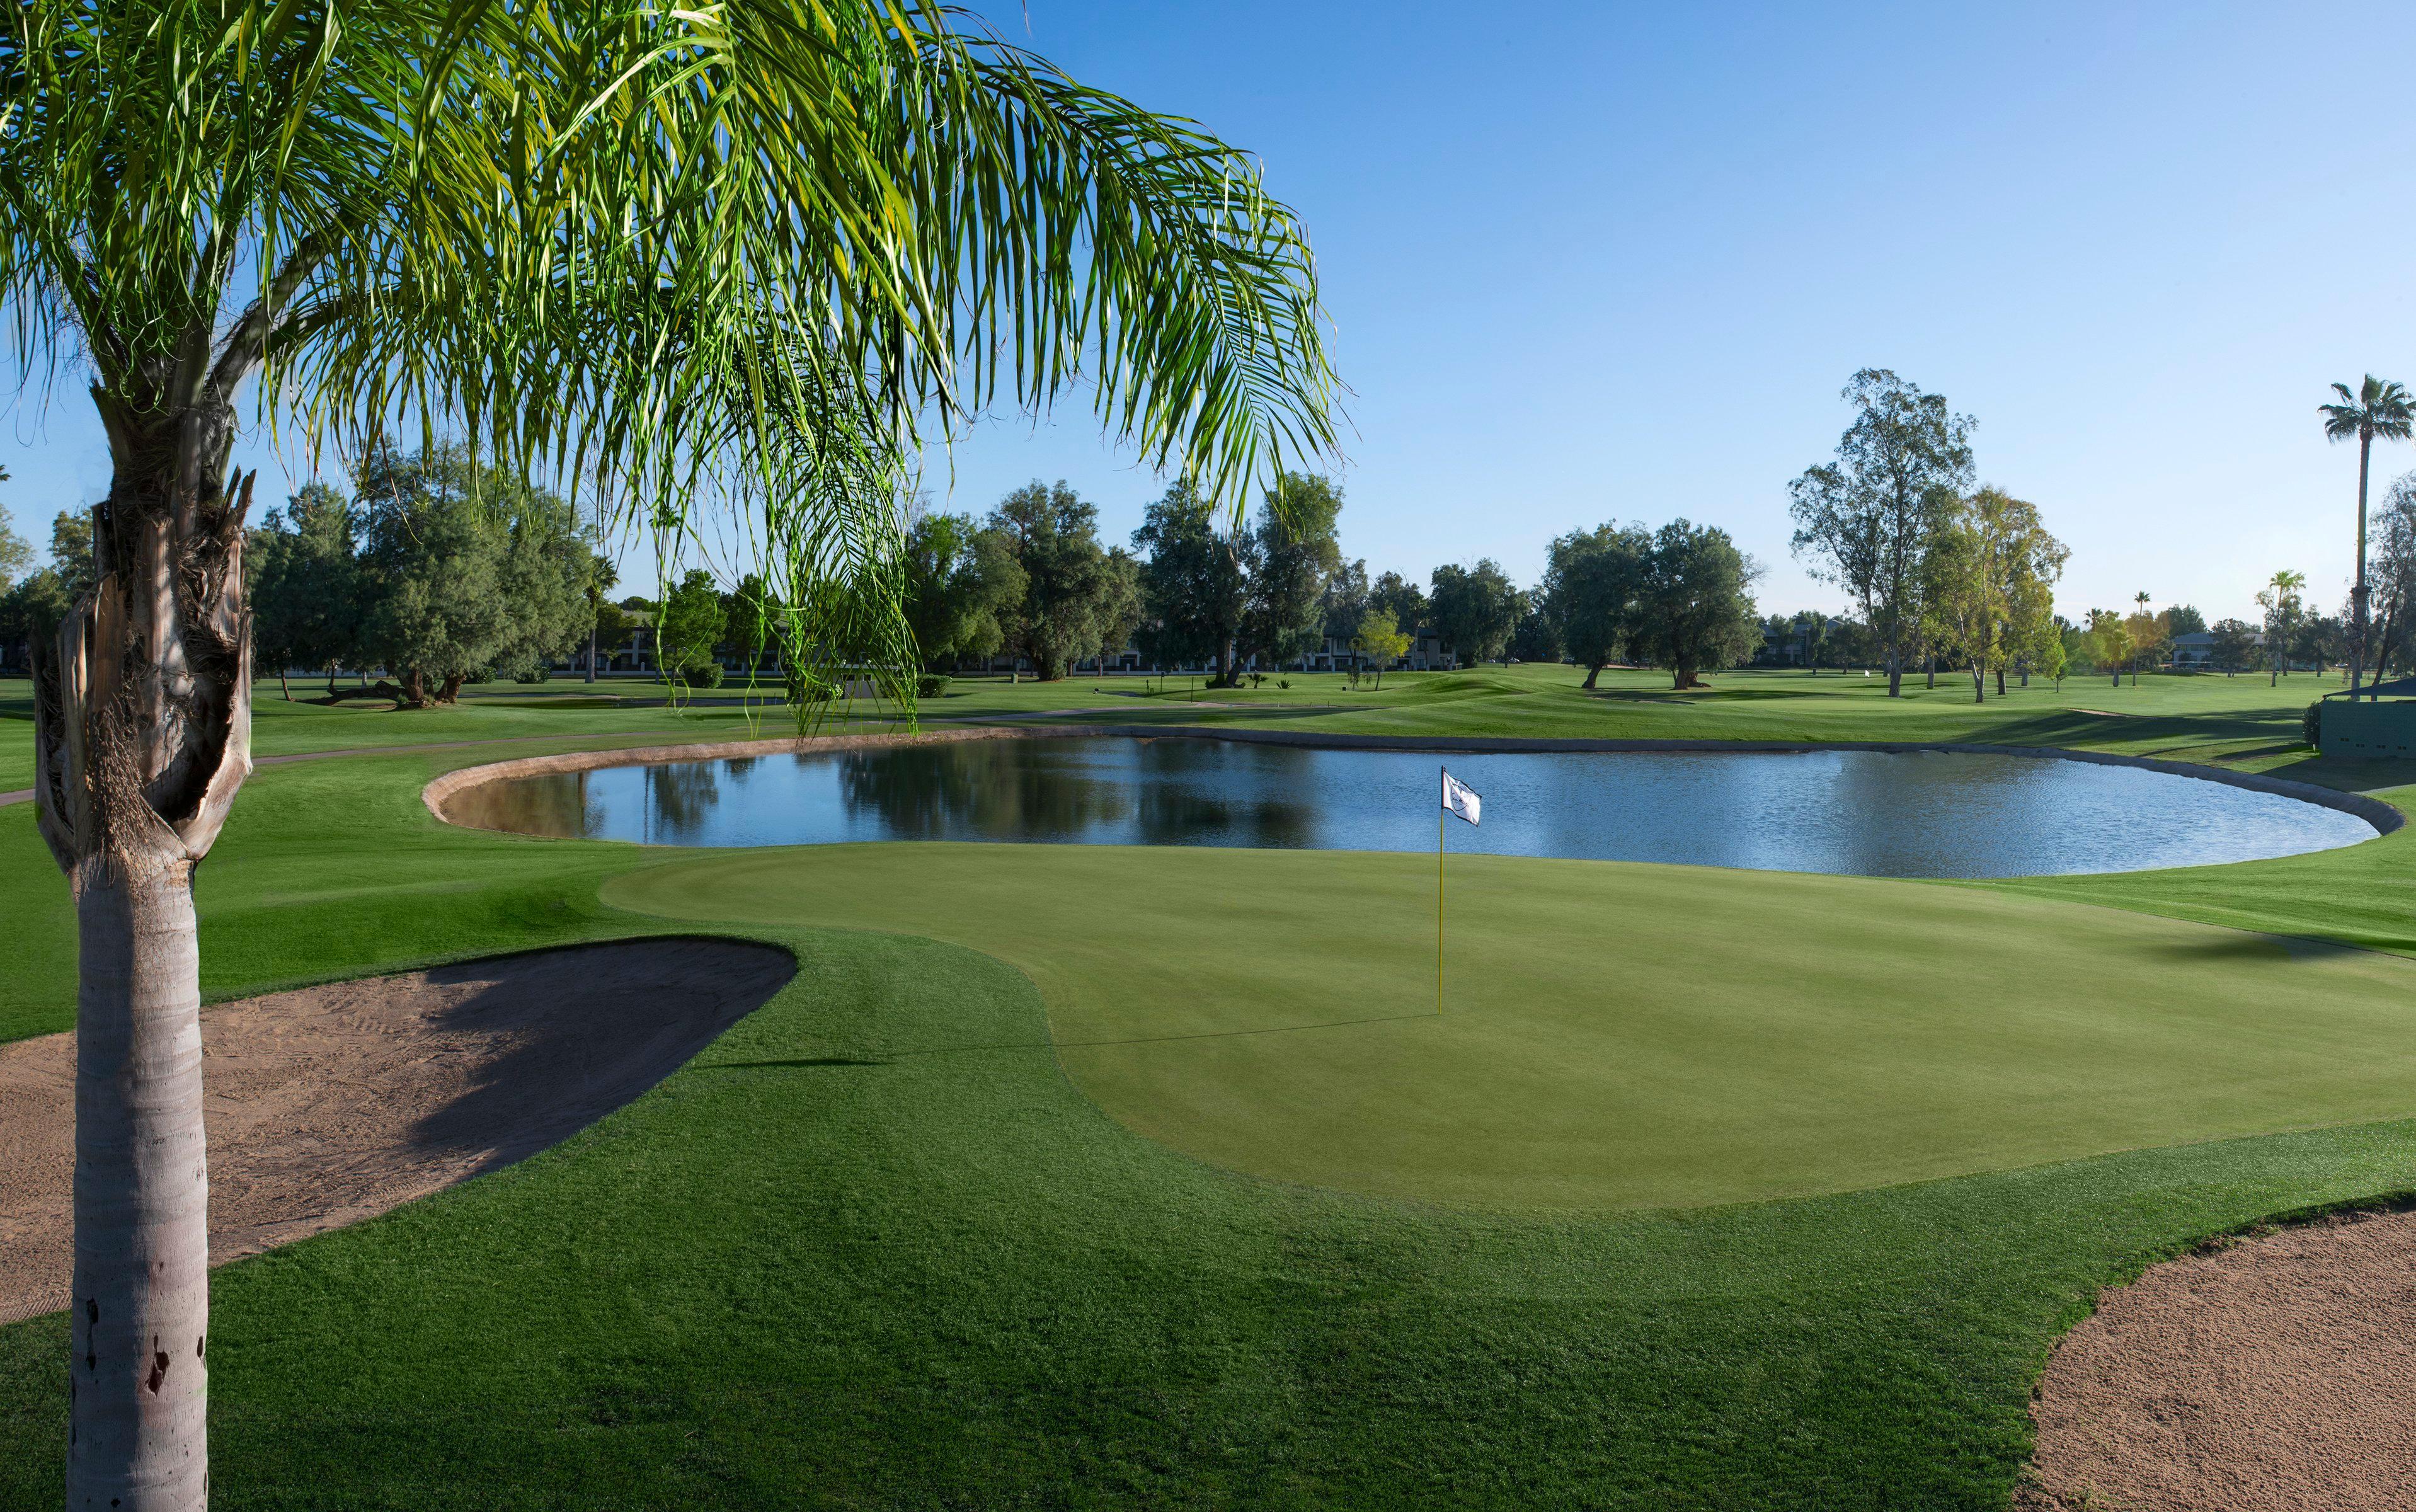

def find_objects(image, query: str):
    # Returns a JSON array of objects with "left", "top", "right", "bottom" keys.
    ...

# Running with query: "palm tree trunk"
[
  {"left": 33, "top": 411, "right": 254, "bottom": 1512},
  {"left": 585, "top": 621, "right": 598, "bottom": 684},
  {"left": 2352, "top": 431, "right": 2373, "bottom": 701},
  {"left": 67, "top": 859, "right": 211, "bottom": 1512}
]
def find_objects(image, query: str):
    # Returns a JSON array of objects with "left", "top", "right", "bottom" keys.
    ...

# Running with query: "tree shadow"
[
  {"left": 2146, "top": 932, "right": 2371, "bottom": 964},
  {"left": 409, "top": 938, "right": 796, "bottom": 1177}
]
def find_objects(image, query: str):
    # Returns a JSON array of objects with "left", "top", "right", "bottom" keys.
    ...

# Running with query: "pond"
[{"left": 444, "top": 736, "right": 2378, "bottom": 878}]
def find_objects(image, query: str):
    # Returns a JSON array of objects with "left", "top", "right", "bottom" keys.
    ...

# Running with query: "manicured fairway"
[{"left": 608, "top": 840, "right": 2416, "bottom": 1210}]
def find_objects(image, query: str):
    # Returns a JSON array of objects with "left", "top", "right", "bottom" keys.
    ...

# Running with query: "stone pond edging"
[{"left": 420, "top": 723, "right": 2405, "bottom": 840}]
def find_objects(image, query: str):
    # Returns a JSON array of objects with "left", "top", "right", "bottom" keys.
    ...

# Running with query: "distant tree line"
[{"left": 900, "top": 474, "right": 1766, "bottom": 687}]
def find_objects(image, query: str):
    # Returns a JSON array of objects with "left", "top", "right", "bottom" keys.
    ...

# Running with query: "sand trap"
[
  {"left": 0, "top": 938, "right": 793, "bottom": 1325},
  {"left": 2024, "top": 1206, "right": 2416, "bottom": 1510}
]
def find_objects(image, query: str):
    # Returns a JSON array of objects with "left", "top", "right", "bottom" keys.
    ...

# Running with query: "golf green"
[{"left": 606, "top": 840, "right": 2416, "bottom": 1210}]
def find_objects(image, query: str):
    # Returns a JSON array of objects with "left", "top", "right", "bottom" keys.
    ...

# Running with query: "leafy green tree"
[
  {"left": 2366, "top": 474, "right": 2416, "bottom": 684},
  {"left": 0, "top": 566, "right": 71, "bottom": 666},
  {"left": 2164, "top": 604, "right": 2206, "bottom": 637},
  {"left": 248, "top": 483, "right": 361, "bottom": 698},
  {"left": 2034, "top": 627, "right": 2069, "bottom": 690},
  {"left": 902, "top": 511, "right": 1022, "bottom": 670},
  {"left": 1508, "top": 597, "right": 1562, "bottom": 663},
  {"left": 1540, "top": 522, "right": 1651, "bottom": 687},
  {"left": 1629, "top": 521, "right": 1761, "bottom": 689},
  {"left": 1352, "top": 606, "right": 1412, "bottom": 689},
  {"left": 1320, "top": 558, "right": 1371, "bottom": 675},
  {"left": 2208, "top": 619, "right": 2259, "bottom": 673},
  {"left": 1788, "top": 370, "right": 1974, "bottom": 696},
  {"left": 355, "top": 445, "right": 592, "bottom": 702},
  {"left": 0, "top": 489, "right": 28, "bottom": 588},
  {"left": 994, "top": 481, "right": 1119, "bottom": 680},
  {"left": 3, "top": 1, "right": 1334, "bottom": 1489},
  {"left": 2257, "top": 569, "right": 2306, "bottom": 685},
  {"left": 656, "top": 570, "right": 730, "bottom": 686},
  {"left": 2085, "top": 609, "right": 2129, "bottom": 685},
  {"left": 1930, "top": 487, "right": 2065, "bottom": 702},
  {"left": 1133, "top": 478, "right": 1245, "bottom": 683},
  {"left": 592, "top": 600, "right": 634, "bottom": 672},
  {"left": 1429, "top": 558, "right": 1520, "bottom": 666},
  {"left": 1094, "top": 548, "right": 1145, "bottom": 678},
  {"left": 1371, "top": 570, "right": 1428, "bottom": 635},
  {"left": 581, "top": 554, "right": 619, "bottom": 683},
  {"left": 2320, "top": 376, "right": 2415, "bottom": 699},
  {"left": 724, "top": 573, "right": 781, "bottom": 683},
  {"left": 1242, "top": 472, "right": 1344, "bottom": 671},
  {"left": 47, "top": 509, "right": 94, "bottom": 599}
]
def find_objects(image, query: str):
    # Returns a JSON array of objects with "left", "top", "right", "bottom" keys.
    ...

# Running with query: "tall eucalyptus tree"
[
  {"left": 2, "top": 3, "right": 1336, "bottom": 1506},
  {"left": 2319, "top": 376, "right": 2413, "bottom": 700},
  {"left": 1787, "top": 370, "right": 1973, "bottom": 697}
]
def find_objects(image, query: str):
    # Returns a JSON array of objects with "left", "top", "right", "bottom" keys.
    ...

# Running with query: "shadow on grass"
[
  {"left": 2146, "top": 933, "right": 2371, "bottom": 964},
  {"left": 2259, "top": 752, "right": 2416, "bottom": 792}
]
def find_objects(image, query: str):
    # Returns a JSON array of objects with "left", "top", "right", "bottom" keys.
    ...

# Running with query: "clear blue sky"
[{"left": 8, "top": 2, "right": 2416, "bottom": 625}]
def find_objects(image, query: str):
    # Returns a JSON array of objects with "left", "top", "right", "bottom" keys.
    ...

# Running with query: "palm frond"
[{"left": 0, "top": 0, "right": 1342, "bottom": 716}]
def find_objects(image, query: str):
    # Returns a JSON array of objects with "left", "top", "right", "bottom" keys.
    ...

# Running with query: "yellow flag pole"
[{"left": 1436, "top": 798, "right": 1446, "bottom": 1015}]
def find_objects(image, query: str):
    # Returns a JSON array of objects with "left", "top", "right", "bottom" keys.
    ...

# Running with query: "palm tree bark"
[
  {"left": 33, "top": 406, "right": 253, "bottom": 1512},
  {"left": 2352, "top": 430, "right": 2373, "bottom": 701}
]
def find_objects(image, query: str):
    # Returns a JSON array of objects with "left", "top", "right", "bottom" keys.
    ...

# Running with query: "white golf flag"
[{"left": 1441, "top": 768, "right": 1482, "bottom": 827}]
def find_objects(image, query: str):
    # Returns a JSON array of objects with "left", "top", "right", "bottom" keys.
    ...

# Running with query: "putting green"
[{"left": 607, "top": 842, "right": 2416, "bottom": 1211}]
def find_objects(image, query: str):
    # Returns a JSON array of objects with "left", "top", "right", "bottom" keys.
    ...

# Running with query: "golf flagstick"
[{"left": 1438, "top": 767, "right": 1482, "bottom": 1014}]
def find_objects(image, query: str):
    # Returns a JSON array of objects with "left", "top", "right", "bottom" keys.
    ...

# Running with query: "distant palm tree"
[
  {"left": 2320, "top": 377, "right": 2415, "bottom": 699},
  {"left": 2257, "top": 569, "right": 2306, "bottom": 686},
  {"left": 2131, "top": 590, "right": 2151, "bottom": 684}
]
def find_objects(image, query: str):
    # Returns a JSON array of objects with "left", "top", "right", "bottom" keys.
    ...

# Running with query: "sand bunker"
[
  {"left": 2025, "top": 1206, "right": 2416, "bottom": 1510},
  {"left": 0, "top": 938, "right": 792, "bottom": 1324}
]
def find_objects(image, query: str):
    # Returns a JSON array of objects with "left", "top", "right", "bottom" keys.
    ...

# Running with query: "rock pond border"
[{"left": 423, "top": 724, "right": 2403, "bottom": 842}]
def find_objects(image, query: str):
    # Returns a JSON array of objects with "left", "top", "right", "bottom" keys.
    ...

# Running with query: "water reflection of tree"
[
  {"left": 459, "top": 773, "right": 589, "bottom": 837},
  {"left": 1130, "top": 739, "right": 1317, "bottom": 847},
  {"left": 644, "top": 760, "right": 724, "bottom": 843},
  {"left": 836, "top": 740, "right": 1138, "bottom": 840}
]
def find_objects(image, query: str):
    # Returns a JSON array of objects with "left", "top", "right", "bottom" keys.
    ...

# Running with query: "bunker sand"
[
  {"left": 2026, "top": 1206, "right": 2416, "bottom": 1511},
  {"left": 0, "top": 938, "right": 791, "bottom": 1324}
]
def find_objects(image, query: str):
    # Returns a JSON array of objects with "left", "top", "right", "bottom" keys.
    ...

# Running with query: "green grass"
[
  {"left": 4, "top": 676, "right": 2416, "bottom": 1506},
  {"left": 9, "top": 914, "right": 2416, "bottom": 1508},
  {"left": 607, "top": 840, "right": 2416, "bottom": 1211}
]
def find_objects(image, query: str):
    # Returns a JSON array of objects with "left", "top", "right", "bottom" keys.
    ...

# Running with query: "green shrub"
[
  {"left": 1277, "top": 677, "right": 1290, "bottom": 690},
  {"left": 917, "top": 673, "right": 950, "bottom": 699},
  {"left": 512, "top": 666, "right": 551, "bottom": 685},
  {"left": 2304, "top": 699, "right": 2323, "bottom": 747},
  {"left": 672, "top": 663, "right": 724, "bottom": 689}
]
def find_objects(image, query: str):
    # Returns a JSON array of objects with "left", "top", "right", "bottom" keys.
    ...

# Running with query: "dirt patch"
[
  {"left": 0, "top": 938, "right": 793, "bottom": 1325},
  {"left": 2025, "top": 1206, "right": 2416, "bottom": 1510}
]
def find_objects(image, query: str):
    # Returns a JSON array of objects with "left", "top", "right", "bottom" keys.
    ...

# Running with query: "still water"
[{"left": 445, "top": 736, "right": 2377, "bottom": 878}]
